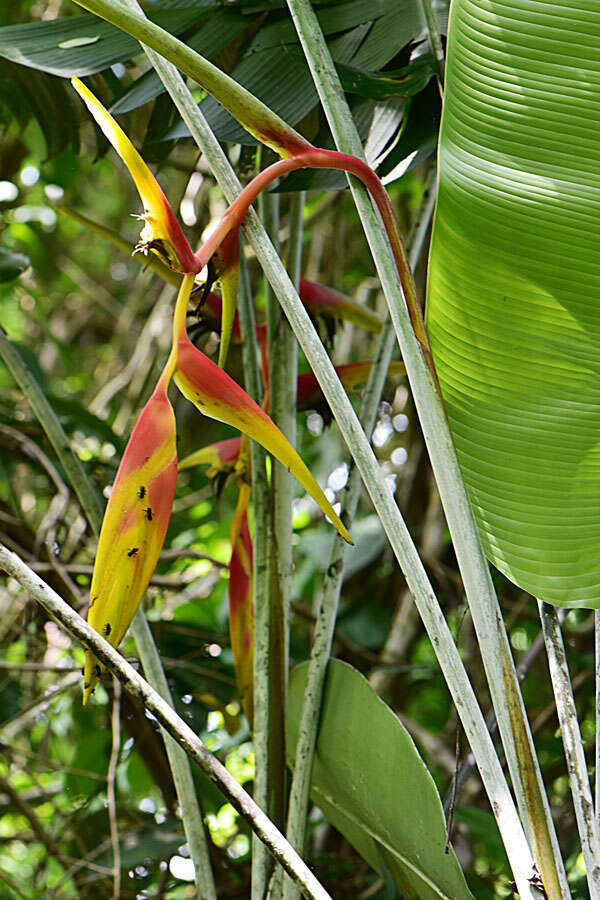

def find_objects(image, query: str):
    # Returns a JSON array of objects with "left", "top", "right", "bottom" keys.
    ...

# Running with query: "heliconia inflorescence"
[
  {"left": 72, "top": 82, "right": 358, "bottom": 702},
  {"left": 299, "top": 279, "right": 383, "bottom": 334}
]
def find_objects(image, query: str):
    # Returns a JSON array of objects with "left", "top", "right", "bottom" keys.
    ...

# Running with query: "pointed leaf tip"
[
  {"left": 71, "top": 77, "right": 197, "bottom": 273},
  {"left": 174, "top": 332, "right": 352, "bottom": 544}
]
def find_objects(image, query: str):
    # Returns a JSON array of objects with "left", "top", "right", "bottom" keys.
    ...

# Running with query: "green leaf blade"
[
  {"left": 286, "top": 660, "right": 473, "bottom": 900},
  {"left": 427, "top": 0, "right": 600, "bottom": 607}
]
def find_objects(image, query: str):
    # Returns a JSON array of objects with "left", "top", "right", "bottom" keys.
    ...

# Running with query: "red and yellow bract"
[
  {"left": 174, "top": 330, "right": 352, "bottom": 544},
  {"left": 83, "top": 383, "right": 177, "bottom": 703},
  {"left": 72, "top": 77, "right": 198, "bottom": 275},
  {"left": 228, "top": 483, "right": 254, "bottom": 729}
]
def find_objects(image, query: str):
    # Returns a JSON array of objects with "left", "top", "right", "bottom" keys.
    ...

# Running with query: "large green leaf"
[
  {"left": 286, "top": 660, "right": 473, "bottom": 900},
  {"left": 426, "top": 0, "right": 600, "bottom": 607},
  {"left": 0, "top": 8, "right": 203, "bottom": 77}
]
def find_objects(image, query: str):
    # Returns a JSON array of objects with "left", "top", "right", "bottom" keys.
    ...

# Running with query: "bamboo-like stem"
[
  {"left": 283, "top": 176, "right": 436, "bottom": 900},
  {"left": 268, "top": 191, "right": 304, "bottom": 900},
  {"left": 237, "top": 251, "right": 274, "bottom": 896},
  {"left": 66, "top": 11, "right": 542, "bottom": 894},
  {"left": 539, "top": 601, "right": 600, "bottom": 899},
  {"left": 0, "top": 327, "right": 216, "bottom": 900},
  {"left": 0, "top": 544, "right": 333, "bottom": 900},
  {"left": 283, "top": 1, "right": 566, "bottom": 894},
  {"left": 275, "top": 190, "right": 303, "bottom": 672},
  {"left": 261, "top": 185, "right": 290, "bottom": 838}
]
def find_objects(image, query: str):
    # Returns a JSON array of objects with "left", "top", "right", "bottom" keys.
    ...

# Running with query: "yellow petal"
[{"left": 71, "top": 77, "right": 197, "bottom": 273}]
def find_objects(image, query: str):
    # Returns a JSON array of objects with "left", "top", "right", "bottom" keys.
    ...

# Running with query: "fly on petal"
[
  {"left": 83, "top": 383, "right": 177, "bottom": 703},
  {"left": 71, "top": 77, "right": 198, "bottom": 274},
  {"left": 228, "top": 484, "right": 254, "bottom": 729},
  {"left": 174, "top": 332, "right": 352, "bottom": 544}
]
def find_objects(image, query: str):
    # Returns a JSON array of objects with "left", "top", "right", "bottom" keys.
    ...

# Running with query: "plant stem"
[
  {"left": 418, "top": 0, "right": 445, "bottom": 95},
  {"left": 0, "top": 325, "right": 216, "bottom": 900},
  {"left": 283, "top": 1, "right": 566, "bottom": 893},
  {"left": 87, "top": 16, "right": 543, "bottom": 896},
  {"left": 108, "top": 677, "right": 121, "bottom": 900},
  {"left": 74, "top": 0, "right": 311, "bottom": 157},
  {"left": 261, "top": 184, "right": 290, "bottom": 834},
  {"left": 539, "top": 602, "right": 600, "bottom": 899},
  {"left": 238, "top": 252, "right": 274, "bottom": 896},
  {"left": 0, "top": 544, "right": 333, "bottom": 900},
  {"left": 282, "top": 174, "right": 436, "bottom": 900}
]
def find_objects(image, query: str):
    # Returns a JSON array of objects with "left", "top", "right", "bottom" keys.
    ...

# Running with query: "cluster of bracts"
[{"left": 72, "top": 79, "right": 403, "bottom": 721}]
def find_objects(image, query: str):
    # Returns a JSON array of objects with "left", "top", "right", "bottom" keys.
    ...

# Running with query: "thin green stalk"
[
  {"left": 238, "top": 251, "right": 274, "bottom": 896},
  {"left": 0, "top": 328, "right": 216, "bottom": 900},
  {"left": 283, "top": 2, "right": 566, "bottom": 893},
  {"left": 0, "top": 545, "right": 333, "bottom": 900},
  {"left": 539, "top": 602, "right": 600, "bottom": 899},
  {"left": 282, "top": 174, "right": 436, "bottom": 900},
  {"left": 260, "top": 185, "right": 289, "bottom": 837},
  {"left": 73, "top": 13, "right": 543, "bottom": 895},
  {"left": 267, "top": 189, "right": 303, "bottom": 900}
]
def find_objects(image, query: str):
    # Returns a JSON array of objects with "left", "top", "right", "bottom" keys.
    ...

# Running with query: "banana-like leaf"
[{"left": 426, "top": 0, "right": 600, "bottom": 607}]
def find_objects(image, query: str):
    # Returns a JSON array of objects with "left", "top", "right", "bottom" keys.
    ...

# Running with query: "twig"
[
  {"left": 0, "top": 671, "right": 80, "bottom": 743},
  {"left": 0, "top": 866, "right": 34, "bottom": 900},
  {"left": 1, "top": 741, "right": 106, "bottom": 781},
  {"left": 0, "top": 543, "right": 332, "bottom": 900},
  {"left": 108, "top": 677, "right": 121, "bottom": 900},
  {"left": 25, "top": 561, "right": 209, "bottom": 587}
]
